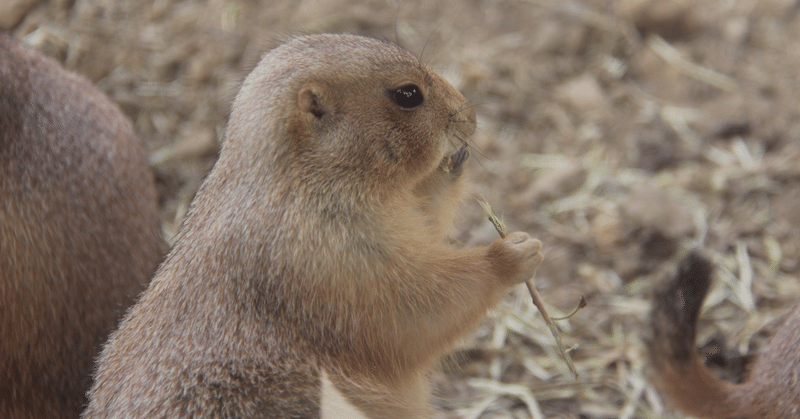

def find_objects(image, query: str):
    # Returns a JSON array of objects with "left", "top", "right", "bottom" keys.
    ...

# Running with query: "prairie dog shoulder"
[
  {"left": 84, "top": 34, "right": 543, "bottom": 419},
  {"left": 0, "top": 34, "right": 161, "bottom": 419}
]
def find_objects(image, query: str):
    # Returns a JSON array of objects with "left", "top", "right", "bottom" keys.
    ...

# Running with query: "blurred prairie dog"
[
  {"left": 0, "top": 34, "right": 161, "bottom": 418},
  {"left": 84, "top": 34, "right": 544, "bottom": 418},
  {"left": 648, "top": 253, "right": 800, "bottom": 419}
]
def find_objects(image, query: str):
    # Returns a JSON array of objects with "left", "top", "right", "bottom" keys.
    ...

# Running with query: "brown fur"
[
  {"left": 0, "top": 34, "right": 161, "bottom": 418},
  {"left": 648, "top": 252, "right": 800, "bottom": 419},
  {"left": 83, "top": 34, "right": 543, "bottom": 418}
]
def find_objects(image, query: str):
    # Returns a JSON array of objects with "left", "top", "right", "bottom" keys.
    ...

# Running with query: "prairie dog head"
[{"left": 223, "top": 34, "right": 476, "bottom": 199}]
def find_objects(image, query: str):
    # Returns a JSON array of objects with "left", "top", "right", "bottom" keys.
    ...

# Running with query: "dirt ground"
[{"left": 6, "top": 0, "right": 800, "bottom": 417}]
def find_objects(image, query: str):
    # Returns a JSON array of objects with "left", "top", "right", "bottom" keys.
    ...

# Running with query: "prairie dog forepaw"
[
  {"left": 441, "top": 143, "right": 469, "bottom": 176},
  {"left": 488, "top": 232, "right": 544, "bottom": 285},
  {"left": 449, "top": 144, "right": 469, "bottom": 175}
]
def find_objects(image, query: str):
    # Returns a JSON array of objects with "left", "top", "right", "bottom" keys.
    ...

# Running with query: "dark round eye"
[{"left": 391, "top": 84, "right": 423, "bottom": 109}]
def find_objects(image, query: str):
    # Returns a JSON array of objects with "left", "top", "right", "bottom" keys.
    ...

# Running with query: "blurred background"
[{"left": 6, "top": 0, "right": 800, "bottom": 417}]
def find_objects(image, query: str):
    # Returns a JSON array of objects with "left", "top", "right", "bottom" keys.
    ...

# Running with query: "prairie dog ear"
[{"left": 298, "top": 84, "right": 326, "bottom": 118}]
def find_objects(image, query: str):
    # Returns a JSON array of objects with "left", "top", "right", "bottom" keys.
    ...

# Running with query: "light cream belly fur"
[{"left": 320, "top": 370, "right": 369, "bottom": 419}]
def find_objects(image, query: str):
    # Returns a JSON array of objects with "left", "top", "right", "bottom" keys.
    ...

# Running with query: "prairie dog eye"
[{"left": 391, "top": 84, "right": 423, "bottom": 109}]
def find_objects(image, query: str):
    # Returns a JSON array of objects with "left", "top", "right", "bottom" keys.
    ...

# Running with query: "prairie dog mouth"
[{"left": 441, "top": 143, "right": 469, "bottom": 175}]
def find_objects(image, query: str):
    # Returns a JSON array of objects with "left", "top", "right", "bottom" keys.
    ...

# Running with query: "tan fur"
[
  {"left": 83, "top": 34, "right": 543, "bottom": 418},
  {"left": 648, "top": 253, "right": 800, "bottom": 419},
  {"left": 0, "top": 34, "right": 161, "bottom": 419}
]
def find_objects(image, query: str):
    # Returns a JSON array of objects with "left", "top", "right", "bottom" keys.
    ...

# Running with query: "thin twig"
[{"left": 478, "top": 198, "right": 579, "bottom": 379}]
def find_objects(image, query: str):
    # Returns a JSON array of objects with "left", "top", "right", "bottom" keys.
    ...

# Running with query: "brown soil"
[{"left": 6, "top": 0, "right": 800, "bottom": 417}]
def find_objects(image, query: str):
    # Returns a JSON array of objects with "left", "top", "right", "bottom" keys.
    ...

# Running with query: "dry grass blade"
[
  {"left": 550, "top": 296, "right": 587, "bottom": 321},
  {"left": 647, "top": 33, "right": 738, "bottom": 92},
  {"left": 466, "top": 379, "right": 545, "bottom": 419},
  {"left": 477, "top": 198, "right": 579, "bottom": 379},
  {"left": 477, "top": 199, "right": 507, "bottom": 238}
]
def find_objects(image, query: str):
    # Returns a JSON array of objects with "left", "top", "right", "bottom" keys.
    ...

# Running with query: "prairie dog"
[
  {"left": 83, "top": 34, "right": 544, "bottom": 418},
  {"left": 648, "top": 253, "right": 800, "bottom": 419},
  {"left": 0, "top": 34, "right": 161, "bottom": 418}
]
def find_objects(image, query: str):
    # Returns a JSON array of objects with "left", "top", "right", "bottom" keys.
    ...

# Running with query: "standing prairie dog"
[
  {"left": 83, "top": 34, "right": 544, "bottom": 418},
  {"left": 648, "top": 253, "right": 800, "bottom": 419},
  {"left": 0, "top": 35, "right": 161, "bottom": 418}
]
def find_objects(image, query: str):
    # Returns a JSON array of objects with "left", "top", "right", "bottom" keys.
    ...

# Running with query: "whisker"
[
  {"left": 454, "top": 131, "right": 492, "bottom": 165},
  {"left": 448, "top": 102, "right": 482, "bottom": 119},
  {"left": 444, "top": 137, "right": 460, "bottom": 155},
  {"left": 393, "top": 2, "right": 401, "bottom": 45},
  {"left": 465, "top": 142, "right": 489, "bottom": 171},
  {"left": 419, "top": 14, "right": 449, "bottom": 65}
]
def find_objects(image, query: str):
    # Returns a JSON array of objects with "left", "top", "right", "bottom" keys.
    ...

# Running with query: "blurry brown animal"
[
  {"left": 83, "top": 34, "right": 544, "bottom": 418},
  {"left": 0, "top": 34, "right": 161, "bottom": 419},
  {"left": 648, "top": 252, "right": 800, "bottom": 419}
]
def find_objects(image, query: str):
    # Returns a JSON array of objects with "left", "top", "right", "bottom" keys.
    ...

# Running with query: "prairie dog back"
[{"left": 0, "top": 34, "right": 161, "bottom": 419}]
